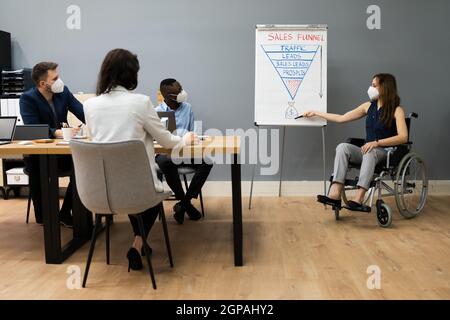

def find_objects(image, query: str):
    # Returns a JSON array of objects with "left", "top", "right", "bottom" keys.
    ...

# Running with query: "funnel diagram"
[{"left": 262, "top": 44, "right": 321, "bottom": 119}]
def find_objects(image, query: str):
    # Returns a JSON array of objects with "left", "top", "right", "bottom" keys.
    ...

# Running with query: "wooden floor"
[{"left": 0, "top": 195, "right": 449, "bottom": 300}]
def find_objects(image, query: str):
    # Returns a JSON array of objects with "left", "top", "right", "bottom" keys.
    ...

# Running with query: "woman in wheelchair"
[{"left": 304, "top": 73, "right": 408, "bottom": 212}]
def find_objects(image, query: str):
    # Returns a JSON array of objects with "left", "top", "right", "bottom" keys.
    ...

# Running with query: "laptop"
[
  {"left": 0, "top": 116, "right": 18, "bottom": 145},
  {"left": 157, "top": 111, "right": 176, "bottom": 133},
  {"left": 14, "top": 124, "right": 49, "bottom": 140}
]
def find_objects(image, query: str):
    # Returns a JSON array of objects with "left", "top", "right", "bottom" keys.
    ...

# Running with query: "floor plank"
[{"left": 0, "top": 195, "right": 449, "bottom": 299}]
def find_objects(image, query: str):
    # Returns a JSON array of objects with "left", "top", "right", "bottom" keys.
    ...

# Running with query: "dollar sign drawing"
[{"left": 285, "top": 101, "right": 299, "bottom": 119}]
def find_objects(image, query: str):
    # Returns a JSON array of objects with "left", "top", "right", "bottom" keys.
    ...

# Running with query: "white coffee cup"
[{"left": 62, "top": 127, "right": 74, "bottom": 141}]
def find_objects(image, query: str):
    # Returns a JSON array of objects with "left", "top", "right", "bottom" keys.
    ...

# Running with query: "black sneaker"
[
  {"left": 185, "top": 203, "right": 202, "bottom": 221},
  {"left": 59, "top": 213, "right": 73, "bottom": 228},
  {"left": 173, "top": 202, "right": 186, "bottom": 224}
]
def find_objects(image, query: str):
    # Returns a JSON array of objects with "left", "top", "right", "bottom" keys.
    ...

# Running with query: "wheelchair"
[{"left": 327, "top": 113, "right": 428, "bottom": 228}]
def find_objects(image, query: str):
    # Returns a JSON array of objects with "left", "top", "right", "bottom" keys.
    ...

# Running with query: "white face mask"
[
  {"left": 48, "top": 78, "right": 65, "bottom": 94},
  {"left": 367, "top": 86, "right": 379, "bottom": 101},
  {"left": 175, "top": 90, "right": 188, "bottom": 103}
]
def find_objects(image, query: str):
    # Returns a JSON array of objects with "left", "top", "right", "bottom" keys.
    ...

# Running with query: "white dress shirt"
[{"left": 83, "top": 86, "right": 184, "bottom": 192}]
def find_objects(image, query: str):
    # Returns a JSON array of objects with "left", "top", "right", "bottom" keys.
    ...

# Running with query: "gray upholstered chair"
[{"left": 70, "top": 140, "right": 173, "bottom": 290}]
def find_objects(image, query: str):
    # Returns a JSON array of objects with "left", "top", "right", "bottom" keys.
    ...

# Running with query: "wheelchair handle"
[{"left": 408, "top": 112, "right": 418, "bottom": 119}]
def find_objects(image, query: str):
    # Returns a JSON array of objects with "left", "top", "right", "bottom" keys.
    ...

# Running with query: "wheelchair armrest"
[
  {"left": 384, "top": 147, "right": 395, "bottom": 168},
  {"left": 346, "top": 138, "right": 365, "bottom": 147},
  {"left": 384, "top": 144, "right": 411, "bottom": 168}
]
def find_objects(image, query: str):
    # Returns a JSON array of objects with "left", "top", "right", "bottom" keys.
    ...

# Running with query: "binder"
[
  {"left": 0, "top": 98, "right": 7, "bottom": 116},
  {"left": 0, "top": 98, "right": 22, "bottom": 124}
]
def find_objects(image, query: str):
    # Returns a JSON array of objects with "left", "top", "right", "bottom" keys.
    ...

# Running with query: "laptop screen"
[
  {"left": 157, "top": 112, "right": 176, "bottom": 133},
  {"left": 0, "top": 117, "right": 18, "bottom": 141}
]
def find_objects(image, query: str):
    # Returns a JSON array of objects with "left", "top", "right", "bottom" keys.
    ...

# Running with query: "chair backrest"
[
  {"left": 405, "top": 112, "right": 418, "bottom": 142},
  {"left": 70, "top": 140, "right": 162, "bottom": 215},
  {"left": 388, "top": 112, "right": 418, "bottom": 167}
]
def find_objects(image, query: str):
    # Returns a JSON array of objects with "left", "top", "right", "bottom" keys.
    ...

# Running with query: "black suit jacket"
[{"left": 19, "top": 86, "right": 85, "bottom": 138}]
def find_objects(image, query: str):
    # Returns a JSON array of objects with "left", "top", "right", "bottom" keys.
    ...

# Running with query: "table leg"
[
  {"left": 40, "top": 155, "right": 93, "bottom": 264},
  {"left": 231, "top": 153, "right": 243, "bottom": 266},
  {"left": 40, "top": 154, "right": 62, "bottom": 264}
]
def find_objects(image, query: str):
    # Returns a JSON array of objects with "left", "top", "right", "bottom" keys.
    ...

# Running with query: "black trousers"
[
  {"left": 128, "top": 205, "right": 160, "bottom": 238},
  {"left": 23, "top": 155, "right": 74, "bottom": 223},
  {"left": 155, "top": 154, "right": 213, "bottom": 202}
]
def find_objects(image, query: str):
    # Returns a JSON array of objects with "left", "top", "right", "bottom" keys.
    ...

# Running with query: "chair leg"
[
  {"left": 26, "top": 189, "right": 32, "bottom": 224},
  {"left": 158, "top": 203, "right": 162, "bottom": 222},
  {"left": 105, "top": 215, "right": 111, "bottom": 265},
  {"left": 159, "top": 203, "right": 174, "bottom": 268},
  {"left": 82, "top": 214, "right": 102, "bottom": 288},
  {"left": 158, "top": 174, "right": 164, "bottom": 222},
  {"left": 137, "top": 214, "right": 157, "bottom": 289},
  {"left": 199, "top": 190, "right": 205, "bottom": 218},
  {"left": 183, "top": 174, "right": 189, "bottom": 192}
]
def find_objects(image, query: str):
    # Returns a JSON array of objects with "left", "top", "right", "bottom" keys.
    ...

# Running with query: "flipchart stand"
[{"left": 248, "top": 125, "right": 327, "bottom": 209}]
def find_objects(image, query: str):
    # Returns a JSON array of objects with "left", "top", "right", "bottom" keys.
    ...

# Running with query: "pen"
[{"left": 295, "top": 115, "right": 304, "bottom": 119}]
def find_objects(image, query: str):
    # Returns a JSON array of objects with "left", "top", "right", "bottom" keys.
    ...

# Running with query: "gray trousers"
[{"left": 332, "top": 143, "right": 387, "bottom": 190}]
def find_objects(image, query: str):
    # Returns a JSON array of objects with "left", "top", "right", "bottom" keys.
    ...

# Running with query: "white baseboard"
[
  {"left": 11, "top": 179, "right": 450, "bottom": 198},
  {"left": 427, "top": 180, "right": 450, "bottom": 195},
  {"left": 178, "top": 180, "right": 450, "bottom": 197}
]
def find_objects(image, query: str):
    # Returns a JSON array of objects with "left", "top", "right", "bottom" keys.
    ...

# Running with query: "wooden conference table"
[{"left": 0, "top": 136, "right": 243, "bottom": 266}]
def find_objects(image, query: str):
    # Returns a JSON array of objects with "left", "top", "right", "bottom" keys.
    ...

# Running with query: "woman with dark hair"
[
  {"left": 84, "top": 49, "right": 196, "bottom": 270},
  {"left": 304, "top": 73, "right": 408, "bottom": 211}
]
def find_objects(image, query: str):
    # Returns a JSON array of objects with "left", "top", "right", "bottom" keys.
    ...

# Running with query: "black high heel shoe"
[
  {"left": 127, "top": 248, "right": 143, "bottom": 271},
  {"left": 141, "top": 245, "right": 152, "bottom": 257},
  {"left": 346, "top": 200, "right": 371, "bottom": 213},
  {"left": 317, "top": 195, "right": 342, "bottom": 209}
]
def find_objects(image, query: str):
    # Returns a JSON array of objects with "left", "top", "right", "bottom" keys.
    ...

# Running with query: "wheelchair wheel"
[
  {"left": 394, "top": 153, "right": 428, "bottom": 219},
  {"left": 342, "top": 187, "right": 372, "bottom": 207},
  {"left": 376, "top": 201, "right": 392, "bottom": 228}
]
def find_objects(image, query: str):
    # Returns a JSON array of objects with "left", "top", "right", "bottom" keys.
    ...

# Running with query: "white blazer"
[{"left": 83, "top": 86, "right": 184, "bottom": 192}]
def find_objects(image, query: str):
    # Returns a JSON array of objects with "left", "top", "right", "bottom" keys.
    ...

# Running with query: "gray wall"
[{"left": 1, "top": 0, "right": 449, "bottom": 181}]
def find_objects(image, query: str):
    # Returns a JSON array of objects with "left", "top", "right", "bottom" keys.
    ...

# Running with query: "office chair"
[{"left": 70, "top": 140, "right": 174, "bottom": 289}]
